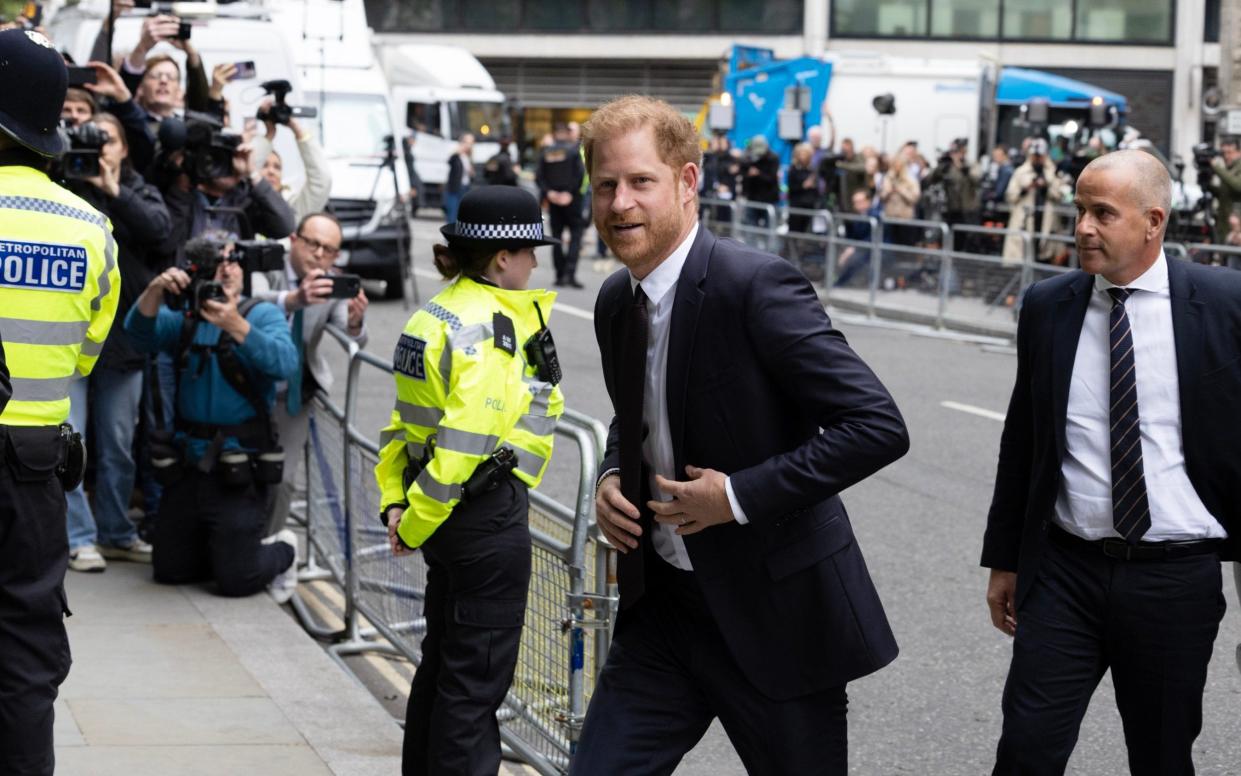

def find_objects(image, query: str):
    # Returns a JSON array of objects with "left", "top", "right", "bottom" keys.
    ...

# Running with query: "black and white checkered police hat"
[{"left": 440, "top": 186, "right": 558, "bottom": 249}]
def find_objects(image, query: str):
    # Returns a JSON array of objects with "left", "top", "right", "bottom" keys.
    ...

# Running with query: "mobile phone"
[
  {"left": 174, "top": 20, "right": 192, "bottom": 40},
  {"left": 230, "top": 61, "right": 256, "bottom": 81},
  {"left": 328, "top": 274, "right": 361, "bottom": 299},
  {"left": 67, "top": 66, "right": 98, "bottom": 87}
]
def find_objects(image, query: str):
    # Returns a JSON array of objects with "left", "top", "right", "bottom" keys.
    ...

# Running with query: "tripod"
[{"left": 367, "top": 134, "right": 417, "bottom": 307}]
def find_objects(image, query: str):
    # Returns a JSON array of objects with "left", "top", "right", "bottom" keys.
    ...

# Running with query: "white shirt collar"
[
  {"left": 1093, "top": 249, "right": 1168, "bottom": 295},
  {"left": 628, "top": 223, "right": 700, "bottom": 305}
]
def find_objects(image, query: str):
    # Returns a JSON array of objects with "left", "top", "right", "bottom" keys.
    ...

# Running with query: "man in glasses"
[{"left": 252, "top": 213, "right": 369, "bottom": 533}]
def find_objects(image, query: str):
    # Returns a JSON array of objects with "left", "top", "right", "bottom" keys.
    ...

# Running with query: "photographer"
[
  {"left": 923, "top": 138, "right": 981, "bottom": 249},
  {"left": 740, "top": 134, "right": 780, "bottom": 249},
  {"left": 250, "top": 213, "right": 368, "bottom": 534},
  {"left": 250, "top": 98, "right": 332, "bottom": 223},
  {"left": 118, "top": 15, "right": 209, "bottom": 125},
  {"left": 57, "top": 111, "right": 171, "bottom": 573},
  {"left": 123, "top": 236, "right": 299, "bottom": 601},
  {"left": 80, "top": 60, "right": 158, "bottom": 175},
  {"left": 1210, "top": 137, "right": 1241, "bottom": 244},
  {"left": 1003, "top": 138, "right": 1065, "bottom": 264},
  {"left": 160, "top": 114, "right": 297, "bottom": 247}
]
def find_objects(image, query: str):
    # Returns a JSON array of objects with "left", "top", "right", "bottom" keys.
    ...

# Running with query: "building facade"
[{"left": 365, "top": 0, "right": 1218, "bottom": 162}]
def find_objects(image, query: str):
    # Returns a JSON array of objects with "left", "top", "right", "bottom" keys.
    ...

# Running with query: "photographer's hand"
[
  {"left": 347, "top": 289, "right": 369, "bottom": 335},
  {"left": 291, "top": 268, "right": 334, "bottom": 311},
  {"left": 201, "top": 299, "right": 251, "bottom": 343},
  {"left": 257, "top": 98, "right": 279, "bottom": 140},
  {"left": 209, "top": 63, "right": 236, "bottom": 102},
  {"left": 138, "top": 268, "right": 191, "bottom": 317},
  {"left": 84, "top": 61, "right": 132, "bottom": 104},
  {"left": 128, "top": 15, "right": 178, "bottom": 70}
]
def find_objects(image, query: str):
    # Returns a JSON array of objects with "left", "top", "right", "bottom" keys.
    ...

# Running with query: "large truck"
[
  {"left": 718, "top": 45, "right": 1128, "bottom": 165},
  {"left": 270, "top": 0, "right": 411, "bottom": 297},
  {"left": 377, "top": 43, "right": 508, "bottom": 208}
]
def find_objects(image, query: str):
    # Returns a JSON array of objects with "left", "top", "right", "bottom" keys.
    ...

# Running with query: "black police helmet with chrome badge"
[
  {"left": 0, "top": 29, "right": 68, "bottom": 157},
  {"left": 440, "top": 185, "right": 558, "bottom": 250}
]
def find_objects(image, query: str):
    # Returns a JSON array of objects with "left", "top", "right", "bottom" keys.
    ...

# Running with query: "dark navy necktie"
[
  {"left": 1107, "top": 287, "right": 1151, "bottom": 544},
  {"left": 616, "top": 285, "right": 649, "bottom": 605}
]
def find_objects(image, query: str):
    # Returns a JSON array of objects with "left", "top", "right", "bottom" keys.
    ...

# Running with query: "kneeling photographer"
[
  {"left": 156, "top": 112, "right": 296, "bottom": 247},
  {"left": 123, "top": 236, "right": 300, "bottom": 601}
]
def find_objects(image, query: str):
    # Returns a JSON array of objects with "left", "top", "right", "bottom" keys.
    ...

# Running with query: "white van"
[{"left": 378, "top": 43, "right": 507, "bottom": 206}]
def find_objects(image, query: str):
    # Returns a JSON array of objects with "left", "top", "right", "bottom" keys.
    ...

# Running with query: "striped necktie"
[{"left": 1107, "top": 287, "right": 1151, "bottom": 544}]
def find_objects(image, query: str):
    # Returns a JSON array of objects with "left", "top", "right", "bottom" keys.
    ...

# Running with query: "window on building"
[
  {"left": 653, "top": 0, "right": 716, "bottom": 29},
  {"left": 1075, "top": 0, "right": 1171, "bottom": 42},
  {"left": 1002, "top": 0, "right": 1072, "bottom": 39},
  {"left": 931, "top": 0, "right": 1001, "bottom": 37},
  {"left": 718, "top": 0, "right": 802, "bottom": 32},
  {"left": 834, "top": 0, "right": 929, "bottom": 36},
  {"left": 1206, "top": 0, "right": 1221, "bottom": 42},
  {"left": 461, "top": 0, "right": 520, "bottom": 30},
  {"left": 589, "top": 0, "right": 653, "bottom": 30},
  {"left": 524, "top": 0, "right": 586, "bottom": 30},
  {"left": 364, "top": 0, "right": 443, "bottom": 32}
]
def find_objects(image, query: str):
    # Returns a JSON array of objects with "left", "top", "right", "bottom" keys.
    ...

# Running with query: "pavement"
[{"left": 53, "top": 560, "right": 404, "bottom": 775}]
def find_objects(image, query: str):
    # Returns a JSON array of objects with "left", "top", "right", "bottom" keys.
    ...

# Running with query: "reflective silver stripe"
[
  {"left": 439, "top": 347, "right": 452, "bottom": 386},
  {"left": 0, "top": 318, "right": 89, "bottom": 346},
  {"left": 90, "top": 225, "right": 116, "bottom": 312},
  {"left": 396, "top": 400, "right": 444, "bottom": 427},
  {"left": 516, "top": 413, "right": 558, "bottom": 437},
  {"left": 80, "top": 338, "right": 104, "bottom": 357},
  {"left": 9, "top": 375, "right": 72, "bottom": 402},
  {"left": 414, "top": 468, "right": 461, "bottom": 504},
  {"left": 510, "top": 443, "right": 547, "bottom": 479},
  {"left": 437, "top": 427, "right": 500, "bottom": 456},
  {"left": 379, "top": 428, "right": 399, "bottom": 448},
  {"left": 447, "top": 322, "right": 492, "bottom": 352}
]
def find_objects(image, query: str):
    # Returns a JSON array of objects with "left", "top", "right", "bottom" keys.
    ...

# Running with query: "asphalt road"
[{"left": 326, "top": 215, "right": 1241, "bottom": 775}]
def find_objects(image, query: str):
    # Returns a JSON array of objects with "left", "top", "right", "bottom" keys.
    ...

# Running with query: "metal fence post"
[
  {"left": 936, "top": 223, "right": 952, "bottom": 330},
  {"left": 867, "top": 216, "right": 883, "bottom": 317}
]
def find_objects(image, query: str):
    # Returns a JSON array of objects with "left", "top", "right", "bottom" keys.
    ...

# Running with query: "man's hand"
[
  {"left": 84, "top": 61, "right": 132, "bottom": 104},
  {"left": 200, "top": 298, "right": 250, "bottom": 343},
  {"left": 346, "top": 288, "right": 368, "bottom": 334},
  {"left": 209, "top": 62, "right": 236, "bottom": 101},
  {"left": 292, "top": 268, "right": 334, "bottom": 311},
  {"left": 386, "top": 507, "right": 414, "bottom": 556},
  {"left": 87, "top": 157, "right": 121, "bottom": 198},
  {"left": 649, "top": 466, "right": 735, "bottom": 536},
  {"left": 137, "top": 267, "right": 190, "bottom": 316},
  {"left": 129, "top": 14, "right": 178, "bottom": 67},
  {"left": 257, "top": 98, "right": 279, "bottom": 140},
  {"left": 595, "top": 473, "right": 641, "bottom": 552},
  {"left": 986, "top": 569, "right": 1018, "bottom": 637}
]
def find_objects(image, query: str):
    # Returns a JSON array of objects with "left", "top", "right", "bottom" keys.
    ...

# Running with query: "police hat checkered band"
[{"left": 454, "top": 220, "right": 546, "bottom": 242}]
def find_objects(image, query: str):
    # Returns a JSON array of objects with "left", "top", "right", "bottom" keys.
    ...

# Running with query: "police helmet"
[
  {"left": 0, "top": 29, "right": 68, "bottom": 156},
  {"left": 440, "top": 186, "right": 559, "bottom": 250}
]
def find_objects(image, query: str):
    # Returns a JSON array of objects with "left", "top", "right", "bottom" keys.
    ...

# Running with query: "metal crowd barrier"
[{"left": 290, "top": 323, "right": 616, "bottom": 775}]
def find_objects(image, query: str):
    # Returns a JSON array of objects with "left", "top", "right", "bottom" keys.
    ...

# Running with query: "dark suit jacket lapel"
[
  {"left": 607, "top": 281, "right": 632, "bottom": 396},
  {"left": 1167, "top": 256, "right": 1204, "bottom": 442},
  {"left": 1051, "top": 272, "right": 1093, "bottom": 458},
  {"left": 666, "top": 226, "right": 714, "bottom": 474}
]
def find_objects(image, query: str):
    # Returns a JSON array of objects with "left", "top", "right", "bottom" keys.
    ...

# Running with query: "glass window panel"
[
  {"left": 524, "top": 0, "right": 586, "bottom": 29},
  {"left": 931, "top": 0, "right": 1000, "bottom": 38},
  {"left": 653, "top": 0, "right": 715, "bottom": 30},
  {"left": 833, "top": 0, "right": 928, "bottom": 37},
  {"left": 1206, "top": 0, "right": 1221, "bottom": 42},
  {"left": 720, "top": 0, "right": 803, "bottom": 33},
  {"left": 460, "top": 0, "right": 519, "bottom": 30},
  {"left": 1075, "top": 0, "right": 1172, "bottom": 43},
  {"left": 364, "top": 0, "right": 443, "bottom": 32},
  {"left": 590, "top": 0, "right": 653, "bottom": 29},
  {"left": 1003, "top": 0, "right": 1071, "bottom": 39}
]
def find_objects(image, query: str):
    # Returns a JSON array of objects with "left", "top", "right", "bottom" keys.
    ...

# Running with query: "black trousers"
[
  {"left": 548, "top": 202, "right": 583, "bottom": 283},
  {"left": 152, "top": 469, "right": 293, "bottom": 597},
  {"left": 571, "top": 557, "right": 849, "bottom": 776},
  {"left": 403, "top": 478, "right": 531, "bottom": 776},
  {"left": 993, "top": 536, "right": 1226, "bottom": 776},
  {"left": 0, "top": 429, "right": 71, "bottom": 776}
]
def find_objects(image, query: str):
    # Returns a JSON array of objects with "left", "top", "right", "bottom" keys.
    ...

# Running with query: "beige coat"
[
  {"left": 1002, "top": 159, "right": 1066, "bottom": 263},
  {"left": 878, "top": 171, "right": 920, "bottom": 220}
]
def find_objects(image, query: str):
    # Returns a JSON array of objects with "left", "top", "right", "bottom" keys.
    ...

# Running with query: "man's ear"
[{"left": 681, "top": 162, "right": 700, "bottom": 205}]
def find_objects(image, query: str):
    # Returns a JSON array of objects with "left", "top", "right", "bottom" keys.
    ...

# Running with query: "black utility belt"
[
  {"left": 1048, "top": 524, "right": 1223, "bottom": 561},
  {"left": 0, "top": 423, "right": 83, "bottom": 491},
  {"left": 383, "top": 445, "right": 519, "bottom": 527}
]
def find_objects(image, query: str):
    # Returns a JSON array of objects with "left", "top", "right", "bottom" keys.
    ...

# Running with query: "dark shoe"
[{"left": 568, "top": 279, "right": 585, "bottom": 289}]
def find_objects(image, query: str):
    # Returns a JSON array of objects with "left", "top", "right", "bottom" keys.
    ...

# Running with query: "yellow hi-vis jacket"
[
  {"left": 0, "top": 165, "right": 120, "bottom": 426},
  {"left": 375, "top": 276, "right": 565, "bottom": 549}
]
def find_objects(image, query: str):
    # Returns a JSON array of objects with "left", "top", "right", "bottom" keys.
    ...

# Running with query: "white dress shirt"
[
  {"left": 625, "top": 223, "right": 748, "bottom": 571},
  {"left": 1055, "top": 251, "right": 1226, "bottom": 541}
]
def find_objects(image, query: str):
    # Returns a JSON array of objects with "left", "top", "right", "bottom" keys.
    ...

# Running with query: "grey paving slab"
[
  {"left": 55, "top": 744, "right": 334, "bottom": 776},
  {"left": 60, "top": 622, "right": 264, "bottom": 700},
  {"left": 68, "top": 697, "right": 304, "bottom": 746},
  {"left": 63, "top": 562, "right": 204, "bottom": 626},
  {"left": 182, "top": 585, "right": 403, "bottom": 774},
  {"left": 53, "top": 698, "right": 84, "bottom": 747}
]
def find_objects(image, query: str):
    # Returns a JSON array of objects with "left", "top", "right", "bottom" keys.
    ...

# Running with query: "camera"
[
  {"left": 1192, "top": 141, "right": 1221, "bottom": 187},
  {"left": 56, "top": 121, "right": 109, "bottom": 180},
  {"left": 184, "top": 113, "right": 241, "bottom": 182},
  {"left": 256, "top": 79, "right": 317, "bottom": 126},
  {"left": 171, "top": 237, "right": 286, "bottom": 317},
  {"left": 232, "top": 240, "right": 285, "bottom": 274}
]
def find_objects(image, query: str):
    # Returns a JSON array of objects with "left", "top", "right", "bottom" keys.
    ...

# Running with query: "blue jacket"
[{"left": 125, "top": 299, "right": 298, "bottom": 458}]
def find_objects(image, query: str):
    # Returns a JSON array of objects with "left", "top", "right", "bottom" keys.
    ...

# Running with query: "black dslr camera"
[
  {"left": 1192, "top": 142, "right": 1221, "bottom": 188},
  {"left": 256, "top": 79, "right": 318, "bottom": 126},
  {"left": 172, "top": 237, "right": 286, "bottom": 318},
  {"left": 183, "top": 112, "right": 242, "bottom": 182},
  {"left": 56, "top": 121, "right": 109, "bottom": 180}
]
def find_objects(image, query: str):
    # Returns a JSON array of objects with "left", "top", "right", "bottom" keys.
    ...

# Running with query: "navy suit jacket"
[
  {"left": 594, "top": 226, "right": 910, "bottom": 700},
  {"left": 982, "top": 258, "right": 1241, "bottom": 609}
]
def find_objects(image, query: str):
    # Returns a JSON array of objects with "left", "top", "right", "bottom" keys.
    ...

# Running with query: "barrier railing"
[{"left": 291, "top": 323, "right": 616, "bottom": 775}]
